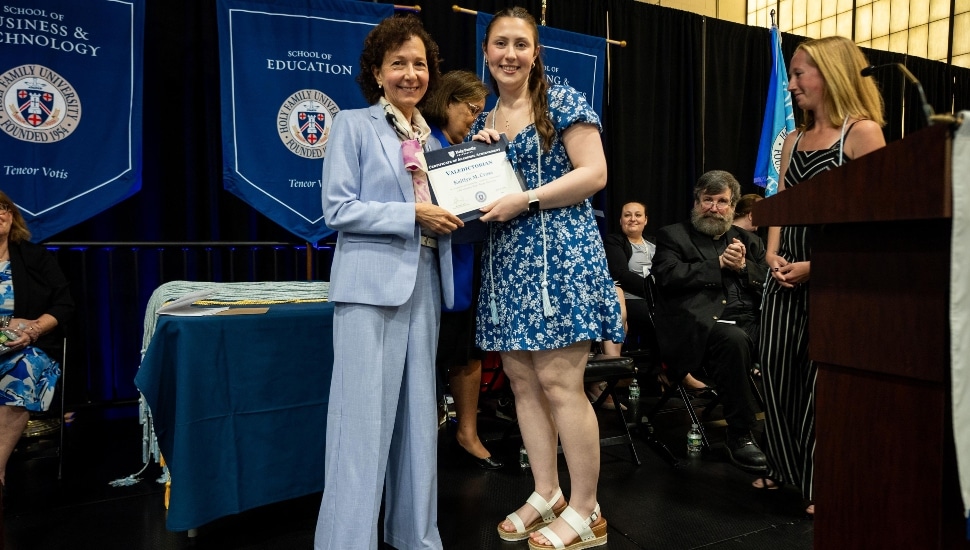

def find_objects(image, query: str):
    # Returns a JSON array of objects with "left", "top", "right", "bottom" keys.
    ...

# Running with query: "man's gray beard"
[{"left": 691, "top": 209, "right": 732, "bottom": 237}]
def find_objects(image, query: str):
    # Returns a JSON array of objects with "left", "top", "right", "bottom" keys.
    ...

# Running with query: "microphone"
[{"left": 861, "top": 63, "right": 936, "bottom": 126}]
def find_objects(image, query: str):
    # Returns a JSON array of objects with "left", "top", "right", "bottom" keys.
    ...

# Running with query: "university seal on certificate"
[{"left": 425, "top": 136, "right": 524, "bottom": 221}]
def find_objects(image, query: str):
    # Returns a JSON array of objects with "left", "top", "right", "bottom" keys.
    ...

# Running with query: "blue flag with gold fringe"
[{"left": 754, "top": 25, "right": 795, "bottom": 197}]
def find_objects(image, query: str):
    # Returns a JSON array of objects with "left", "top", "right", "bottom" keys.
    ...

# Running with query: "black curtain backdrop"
[{"left": 42, "top": 0, "right": 970, "bottom": 406}]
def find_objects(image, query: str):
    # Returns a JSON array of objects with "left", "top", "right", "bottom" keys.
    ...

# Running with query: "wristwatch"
[{"left": 527, "top": 190, "right": 540, "bottom": 213}]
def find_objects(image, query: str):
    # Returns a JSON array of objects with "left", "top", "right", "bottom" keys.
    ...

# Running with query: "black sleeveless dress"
[{"left": 759, "top": 126, "right": 853, "bottom": 501}]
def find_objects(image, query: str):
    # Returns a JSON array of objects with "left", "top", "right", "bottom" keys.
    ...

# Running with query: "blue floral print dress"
[
  {"left": 474, "top": 85, "right": 623, "bottom": 351},
  {"left": 0, "top": 261, "right": 60, "bottom": 412}
]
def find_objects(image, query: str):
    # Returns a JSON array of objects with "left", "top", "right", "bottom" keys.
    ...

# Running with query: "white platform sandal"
[
  {"left": 527, "top": 503, "right": 608, "bottom": 550},
  {"left": 496, "top": 487, "right": 566, "bottom": 541}
]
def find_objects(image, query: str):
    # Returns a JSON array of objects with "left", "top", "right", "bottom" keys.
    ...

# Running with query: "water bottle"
[
  {"left": 687, "top": 423, "right": 703, "bottom": 455},
  {"left": 628, "top": 369, "right": 640, "bottom": 402},
  {"left": 518, "top": 445, "right": 530, "bottom": 471}
]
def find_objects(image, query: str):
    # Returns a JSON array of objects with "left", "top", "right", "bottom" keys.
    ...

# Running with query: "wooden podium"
[{"left": 753, "top": 123, "right": 970, "bottom": 549}]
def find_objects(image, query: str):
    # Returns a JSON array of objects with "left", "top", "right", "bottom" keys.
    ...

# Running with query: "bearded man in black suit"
[{"left": 652, "top": 170, "right": 768, "bottom": 472}]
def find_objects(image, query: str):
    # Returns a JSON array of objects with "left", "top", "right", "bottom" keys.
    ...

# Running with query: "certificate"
[{"left": 425, "top": 136, "right": 524, "bottom": 221}]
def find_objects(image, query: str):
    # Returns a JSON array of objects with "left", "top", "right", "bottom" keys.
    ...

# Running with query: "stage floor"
[{"left": 4, "top": 382, "right": 813, "bottom": 550}]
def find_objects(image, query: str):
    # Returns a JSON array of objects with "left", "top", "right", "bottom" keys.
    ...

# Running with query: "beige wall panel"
[
  {"left": 719, "top": 0, "right": 747, "bottom": 23},
  {"left": 822, "top": 0, "right": 837, "bottom": 18},
  {"left": 909, "top": 0, "right": 930, "bottom": 26},
  {"left": 872, "top": 0, "right": 891, "bottom": 37},
  {"left": 926, "top": 19, "right": 949, "bottom": 60},
  {"left": 957, "top": 0, "right": 969, "bottom": 12},
  {"left": 954, "top": 53, "right": 970, "bottom": 69},
  {"left": 808, "top": 0, "right": 822, "bottom": 22},
  {"left": 907, "top": 25, "right": 928, "bottom": 57},
  {"left": 889, "top": 0, "right": 910, "bottom": 32},
  {"left": 779, "top": 0, "right": 794, "bottom": 29},
  {"left": 889, "top": 29, "right": 909, "bottom": 53},
  {"left": 871, "top": 35, "right": 890, "bottom": 50},
  {"left": 856, "top": 4, "right": 874, "bottom": 41},
  {"left": 955, "top": 12, "right": 970, "bottom": 56},
  {"left": 821, "top": 16, "right": 837, "bottom": 37},
  {"left": 807, "top": 20, "right": 821, "bottom": 37},
  {"left": 929, "top": 0, "right": 949, "bottom": 21},
  {"left": 836, "top": 12, "right": 853, "bottom": 38},
  {"left": 793, "top": 0, "right": 807, "bottom": 27}
]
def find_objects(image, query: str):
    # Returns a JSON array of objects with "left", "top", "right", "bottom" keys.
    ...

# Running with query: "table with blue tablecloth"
[{"left": 135, "top": 301, "right": 334, "bottom": 531}]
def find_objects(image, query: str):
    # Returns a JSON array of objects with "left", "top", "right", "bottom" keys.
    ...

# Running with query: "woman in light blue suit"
[{"left": 314, "top": 15, "right": 462, "bottom": 550}]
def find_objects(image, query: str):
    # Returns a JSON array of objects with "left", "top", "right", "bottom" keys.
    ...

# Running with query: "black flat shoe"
[
  {"left": 454, "top": 439, "right": 505, "bottom": 470},
  {"left": 468, "top": 453, "right": 504, "bottom": 470}
]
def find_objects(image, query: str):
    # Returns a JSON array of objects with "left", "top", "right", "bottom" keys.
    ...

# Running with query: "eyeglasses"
[
  {"left": 465, "top": 102, "right": 484, "bottom": 116},
  {"left": 700, "top": 197, "right": 732, "bottom": 211},
  {"left": 0, "top": 204, "right": 10, "bottom": 214}
]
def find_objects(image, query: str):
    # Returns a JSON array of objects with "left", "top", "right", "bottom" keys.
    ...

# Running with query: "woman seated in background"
[
  {"left": 0, "top": 190, "right": 75, "bottom": 492},
  {"left": 731, "top": 193, "right": 764, "bottom": 243},
  {"left": 603, "top": 200, "right": 709, "bottom": 392},
  {"left": 422, "top": 70, "right": 503, "bottom": 469}
]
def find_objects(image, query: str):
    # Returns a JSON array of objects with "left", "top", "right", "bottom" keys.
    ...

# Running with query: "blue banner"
[
  {"left": 475, "top": 13, "right": 606, "bottom": 117},
  {"left": 217, "top": 0, "right": 393, "bottom": 244},
  {"left": 0, "top": 0, "right": 145, "bottom": 241},
  {"left": 753, "top": 25, "right": 795, "bottom": 197}
]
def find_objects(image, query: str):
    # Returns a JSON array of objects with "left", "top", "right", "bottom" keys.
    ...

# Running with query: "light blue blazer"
[{"left": 322, "top": 103, "right": 454, "bottom": 309}]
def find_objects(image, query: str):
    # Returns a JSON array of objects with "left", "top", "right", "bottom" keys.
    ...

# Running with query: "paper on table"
[{"left": 157, "top": 289, "right": 229, "bottom": 316}]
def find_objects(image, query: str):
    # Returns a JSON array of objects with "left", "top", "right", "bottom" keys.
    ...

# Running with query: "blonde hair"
[{"left": 795, "top": 36, "right": 885, "bottom": 130}]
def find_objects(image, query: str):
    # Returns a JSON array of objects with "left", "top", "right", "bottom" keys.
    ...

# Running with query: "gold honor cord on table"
[
  {"left": 451, "top": 4, "right": 627, "bottom": 46},
  {"left": 192, "top": 298, "right": 328, "bottom": 305}
]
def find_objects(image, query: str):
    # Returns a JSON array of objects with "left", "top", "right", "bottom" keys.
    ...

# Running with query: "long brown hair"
[
  {"left": 0, "top": 190, "right": 31, "bottom": 243},
  {"left": 482, "top": 7, "right": 554, "bottom": 152}
]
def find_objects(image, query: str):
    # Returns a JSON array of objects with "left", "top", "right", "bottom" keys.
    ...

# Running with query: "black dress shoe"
[
  {"left": 725, "top": 433, "right": 767, "bottom": 473},
  {"left": 468, "top": 454, "right": 504, "bottom": 470},
  {"left": 454, "top": 440, "right": 505, "bottom": 470}
]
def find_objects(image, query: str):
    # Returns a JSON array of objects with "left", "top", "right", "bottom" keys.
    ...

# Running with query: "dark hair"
[
  {"left": 0, "top": 190, "right": 31, "bottom": 243},
  {"left": 693, "top": 170, "right": 741, "bottom": 207},
  {"left": 422, "top": 70, "right": 489, "bottom": 129},
  {"left": 482, "top": 7, "right": 554, "bottom": 151},
  {"left": 733, "top": 193, "right": 763, "bottom": 219},
  {"left": 356, "top": 14, "right": 441, "bottom": 106},
  {"left": 620, "top": 201, "right": 648, "bottom": 217}
]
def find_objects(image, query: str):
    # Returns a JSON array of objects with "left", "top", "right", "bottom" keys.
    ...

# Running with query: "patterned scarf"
[{"left": 380, "top": 97, "right": 432, "bottom": 203}]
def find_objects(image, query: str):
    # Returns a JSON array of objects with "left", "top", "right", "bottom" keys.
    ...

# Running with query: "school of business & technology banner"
[{"left": 0, "top": 0, "right": 145, "bottom": 242}]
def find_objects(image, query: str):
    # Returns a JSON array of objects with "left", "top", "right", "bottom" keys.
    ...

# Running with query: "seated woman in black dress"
[
  {"left": 0, "top": 190, "right": 74, "bottom": 490},
  {"left": 602, "top": 200, "right": 708, "bottom": 391}
]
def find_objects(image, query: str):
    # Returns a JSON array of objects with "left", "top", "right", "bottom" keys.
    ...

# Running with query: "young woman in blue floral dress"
[{"left": 471, "top": 8, "right": 622, "bottom": 550}]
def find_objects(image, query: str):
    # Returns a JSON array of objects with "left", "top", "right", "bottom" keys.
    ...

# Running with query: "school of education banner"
[
  {"left": 475, "top": 13, "right": 606, "bottom": 117},
  {"left": 217, "top": 0, "right": 392, "bottom": 244},
  {"left": 0, "top": 0, "right": 145, "bottom": 242}
]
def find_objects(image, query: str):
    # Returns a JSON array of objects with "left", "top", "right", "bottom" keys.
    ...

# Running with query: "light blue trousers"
[{"left": 315, "top": 248, "right": 443, "bottom": 550}]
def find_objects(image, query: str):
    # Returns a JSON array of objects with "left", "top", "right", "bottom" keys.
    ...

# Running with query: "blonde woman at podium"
[{"left": 757, "top": 36, "right": 886, "bottom": 517}]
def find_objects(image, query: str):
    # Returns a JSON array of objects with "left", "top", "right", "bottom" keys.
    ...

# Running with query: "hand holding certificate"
[{"left": 424, "top": 136, "right": 525, "bottom": 221}]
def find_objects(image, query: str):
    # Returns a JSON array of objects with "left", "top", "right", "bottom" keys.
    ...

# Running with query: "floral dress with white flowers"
[
  {"left": 0, "top": 261, "right": 60, "bottom": 412},
  {"left": 474, "top": 85, "right": 623, "bottom": 351}
]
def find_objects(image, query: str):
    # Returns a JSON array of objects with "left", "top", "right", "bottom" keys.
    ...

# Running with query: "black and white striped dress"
[{"left": 759, "top": 126, "right": 853, "bottom": 501}]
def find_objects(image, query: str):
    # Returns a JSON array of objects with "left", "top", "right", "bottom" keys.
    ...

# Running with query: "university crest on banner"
[
  {"left": 217, "top": 0, "right": 393, "bottom": 244},
  {"left": 0, "top": 1, "right": 145, "bottom": 242}
]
